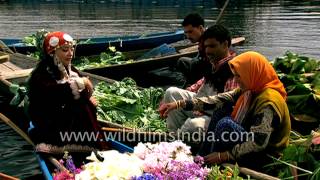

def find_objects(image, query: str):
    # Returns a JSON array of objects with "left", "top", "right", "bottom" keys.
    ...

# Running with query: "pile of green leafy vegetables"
[
  {"left": 22, "top": 31, "right": 134, "bottom": 69},
  {"left": 273, "top": 51, "right": 320, "bottom": 121},
  {"left": 93, "top": 77, "right": 167, "bottom": 132},
  {"left": 266, "top": 51, "right": 320, "bottom": 179},
  {"left": 73, "top": 46, "right": 134, "bottom": 71},
  {"left": 265, "top": 130, "right": 320, "bottom": 179}
]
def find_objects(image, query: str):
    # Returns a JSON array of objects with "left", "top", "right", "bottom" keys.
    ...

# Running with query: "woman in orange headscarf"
[{"left": 161, "top": 51, "right": 291, "bottom": 169}]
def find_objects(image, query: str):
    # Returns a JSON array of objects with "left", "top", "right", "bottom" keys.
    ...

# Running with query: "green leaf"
[
  {"left": 290, "top": 59, "right": 306, "bottom": 74},
  {"left": 304, "top": 59, "right": 319, "bottom": 73},
  {"left": 93, "top": 78, "right": 166, "bottom": 132},
  {"left": 286, "top": 84, "right": 312, "bottom": 95}
]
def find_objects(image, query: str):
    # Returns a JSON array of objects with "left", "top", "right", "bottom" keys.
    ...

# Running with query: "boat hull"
[{"left": 1, "top": 30, "right": 185, "bottom": 56}]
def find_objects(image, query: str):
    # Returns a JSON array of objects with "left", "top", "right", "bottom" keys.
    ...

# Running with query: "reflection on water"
[
  {"left": 0, "top": 0, "right": 319, "bottom": 59},
  {"left": 0, "top": 94, "right": 41, "bottom": 179},
  {"left": 0, "top": 0, "right": 320, "bottom": 178},
  {"left": 0, "top": 0, "right": 320, "bottom": 59},
  {"left": 0, "top": 121, "right": 41, "bottom": 178}
]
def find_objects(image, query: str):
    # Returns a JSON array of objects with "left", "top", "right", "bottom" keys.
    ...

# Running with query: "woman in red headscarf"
[
  {"left": 27, "top": 32, "right": 106, "bottom": 149},
  {"left": 161, "top": 51, "right": 291, "bottom": 170}
]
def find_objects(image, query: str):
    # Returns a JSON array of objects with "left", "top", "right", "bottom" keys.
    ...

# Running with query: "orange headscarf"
[{"left": 228, "top": 51, "right": 286, "bottom": 121}]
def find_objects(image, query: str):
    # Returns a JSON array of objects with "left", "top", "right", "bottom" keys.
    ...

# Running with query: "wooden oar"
[
  {"left": 0, "top": 113, "right": 67, "bottom": 172},
  {"left": 0, "top": 40, "right": 14, "bottom": 54},
  {"left": 0, "top": 113, "right": 35, "bottom": 146},
  {"left": 215, "top": 0, "right": 230, "bottom": 24},
  {"left": 0, "top": 173, "right": 19, "bottom": 180}
]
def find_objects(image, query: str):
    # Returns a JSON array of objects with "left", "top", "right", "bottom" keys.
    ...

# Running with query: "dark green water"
[
  {"left": 0, "top": 0, "right": 320, "bottom": 178},
  {"left": 0, "top": 0, "right": 319, "bottom": 59},
  {"left": 0, "top": 121, "right": 41, "bottom": 179}
]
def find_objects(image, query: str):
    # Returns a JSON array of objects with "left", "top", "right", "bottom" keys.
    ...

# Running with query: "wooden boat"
[
  {"left": 1, "top": 30, "right": 185, "bottom": 56},
  {"left": 84, "top": 37, "right": 245, "bottom": 87},
  {"left": 0, "top": 111, "right": 134, "bottom": 180},
  {"left": 0, "top": 173, "right": 19, "bottom": 180}
]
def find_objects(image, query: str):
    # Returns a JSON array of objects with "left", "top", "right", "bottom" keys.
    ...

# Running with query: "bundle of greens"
[
  {"left": 93, "top": 78, "right": 166, "bottom": 132},
  {"left": 22, "top": 29, "right": 49, "bottom": 60},
  {"left": 273, "top": 51, "right": 320, "bottom": 120},
  {"left": 73, "top": 46, "right": 134, "bottom": 70},
  {"left": 265, "top": 130, "right": 320, "bottom": 179},
  {"left": 22, "top": 30, "right": 133, "bottom": 68}
]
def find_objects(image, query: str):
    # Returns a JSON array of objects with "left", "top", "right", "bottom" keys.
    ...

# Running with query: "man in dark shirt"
[{"left": 177, "top": 13, "right": 211, "bottom": 86}]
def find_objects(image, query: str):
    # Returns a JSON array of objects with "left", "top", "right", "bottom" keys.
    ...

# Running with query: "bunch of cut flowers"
[
  {"left": 54, "top": 141, "right": 210, "bottom": 180},
  {"left": 132, "top": 141, "right": 209, "bottom": 179},
  {"left": 53, "top": 152, "right": 83, "bottom": 180}
]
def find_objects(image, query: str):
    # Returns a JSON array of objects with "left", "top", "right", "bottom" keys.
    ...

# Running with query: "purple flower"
[
  {"left": 194, "top": 155, "right": 204, "bottom": 164},
  {"left": 65, "top": 156, "right": 77, "bottom": 174},
  {"left": 132, "top": 173, "right": 157, "bottom": 180},
  {"left": 133, "top": 141, "right": 209, "bottom": 180}
]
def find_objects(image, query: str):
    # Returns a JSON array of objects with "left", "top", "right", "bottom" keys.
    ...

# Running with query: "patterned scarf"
[{"left": 54, "top": 55, "right": 83, "bottom": 99}]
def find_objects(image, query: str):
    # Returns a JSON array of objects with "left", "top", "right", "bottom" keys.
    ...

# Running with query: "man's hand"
[
  {"left": 158, "top": 102, "right": 178, "bottom": 118},
  {"left": 204, "top": 151, "right": 230, "bottom": 165},
  {"left": 193, "top": 111, "right": 204, "bottom": 116}
]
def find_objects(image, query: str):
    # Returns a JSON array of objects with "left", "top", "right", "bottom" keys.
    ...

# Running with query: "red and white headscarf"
[{"left": 43, "top": 31, "right": 75, "bottom": 55}]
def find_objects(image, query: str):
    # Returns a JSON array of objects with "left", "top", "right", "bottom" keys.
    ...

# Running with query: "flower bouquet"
[{"left": 54, "top": 141, "right": 210, "bottom": 180}]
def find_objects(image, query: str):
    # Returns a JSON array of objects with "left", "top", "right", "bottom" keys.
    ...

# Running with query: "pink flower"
[{"left": 53, "top": 171, "right": 74, "bottom": 180}]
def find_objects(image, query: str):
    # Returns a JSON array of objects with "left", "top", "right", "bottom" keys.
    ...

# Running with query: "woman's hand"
[
  {"left": 204, "top": 151, "right": 230, "bottom": 165},
  {"left": 89, "top": 96, "right": 98, "bottom": 107},
  {"left": 83, "top": 77, "right": 94, "bottom": 96},
  {"left": 158, "top": 102, "right": 178, "bottom": 118}
]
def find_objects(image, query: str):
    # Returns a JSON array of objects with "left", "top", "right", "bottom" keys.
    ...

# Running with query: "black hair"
[
  {"left": 34, "top": 53, "right": 62, "bottom": 80},
  {"left": 182, "top": 13, "right": 204, "bottom": 27},
  {"left": 202, "top": 24, "right": 231, "bottom": 47}
]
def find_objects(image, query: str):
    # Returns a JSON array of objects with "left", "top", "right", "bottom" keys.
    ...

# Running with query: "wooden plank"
[
  {"left": 0, "top": 68, "right": 33, "bottom": 80},
  {"left": 9, "top": 53, "right": 38, "bottom": 69},
  {"left": 0, "top": 54, "right": 9, "bottom": 64},
  {"left": 0, "top": 64, "right": 13, "bottom": 73},
  {"left": 178, "top": 45, "right": 197, "bottom": 53},
  {"left": 0, "top": 40, "right": 14, "bottom": 54},
  {"left": 1, "top": 61, "right": 21, "bottom": 71},
  {"left": 232, "top": 37, "right": 246, "bottom": 45}
]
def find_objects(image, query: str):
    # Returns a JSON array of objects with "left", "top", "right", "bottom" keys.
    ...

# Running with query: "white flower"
[{"left": 76, "top": 150, "right": 144, "bottom": 180}]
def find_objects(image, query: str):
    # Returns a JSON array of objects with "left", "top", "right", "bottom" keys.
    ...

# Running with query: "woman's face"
[
  {"left": 55, "top": 45, "right": 74, "bottom": 66},
  {"left": 233, "top": 71, "right": 247, "bottom": 91}
]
